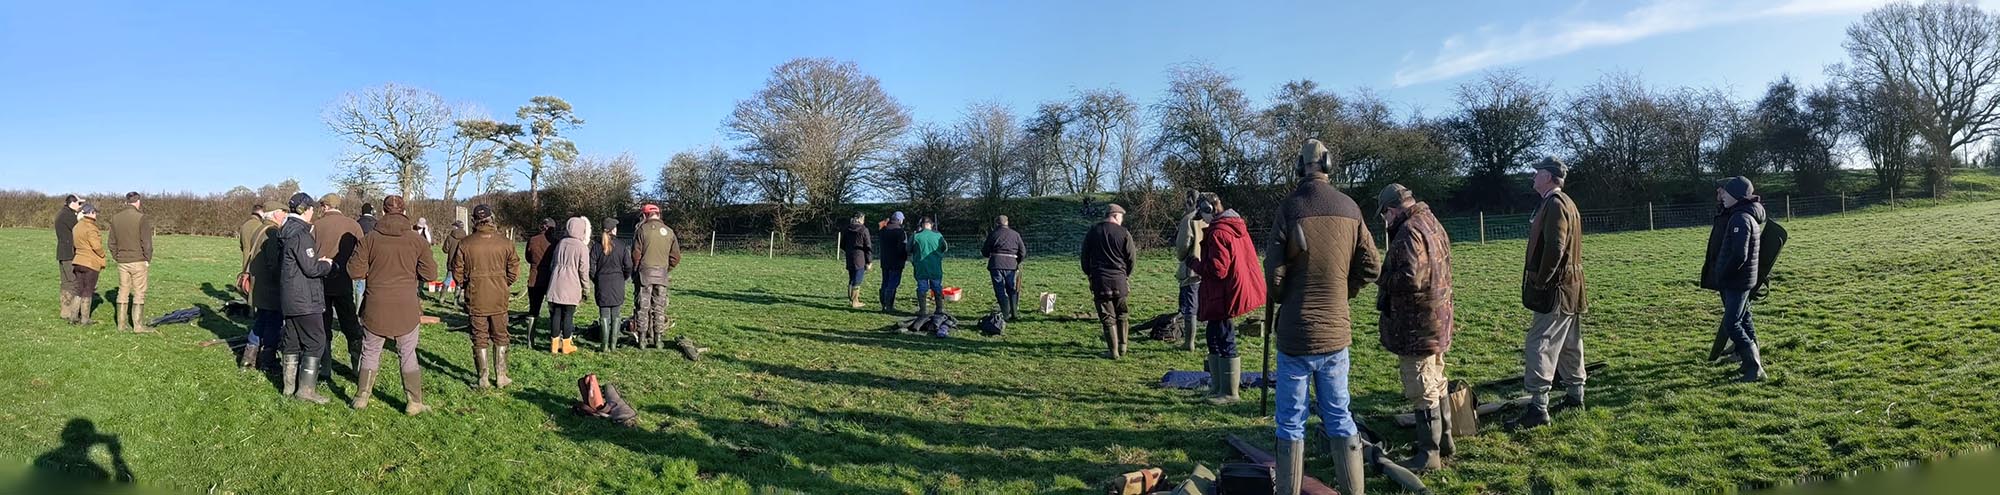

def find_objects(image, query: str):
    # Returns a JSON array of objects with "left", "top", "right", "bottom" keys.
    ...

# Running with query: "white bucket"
[{"left": 1039, "top": 292, "right": 1057, "bottom": 314}]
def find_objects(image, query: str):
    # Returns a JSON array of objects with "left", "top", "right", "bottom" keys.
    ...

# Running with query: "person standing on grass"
[
  {"left": 1188, "top": 193, "right": 1264, "bottom": 405},
  {"left": 68, "top": 204, "right": 105, "bottom": 326},
  {"left": 55, "top": 194, "right": 83, "bottom": 322},
  {"left": 314, "top": 194, "right": 365, "bottom": 375},
  {"left": 357, "top": 202, "right": 379, "bottom": 235},
  {"left": 442, "top": 220, "right": 467, "bottom": 292},
  {"left": 631, "top": 204, "right": 681, "bottom": 347},
  {"left": 236, "top": 202, "right": 285, "bottom": 372},
  {"left": 524, "top": 218, "right": 557, "bottom": 344},
  {"left": 1374, "top": 184, "right": 1457, "bottom": 472},
  {"left": 106, "top": 192, "right": 154, "bottom": 333},
  {"left": 345, "top": 195, "right": 438, "bottom": 414},
  {"left": 877, "top": 212, "right": 911, "bottom": 313},
  {"left": 236, "top": 202, "right": 265, "bottom": 270},
  {"left": 1081, "top": 204, "right": 1137, "bottom": 359},
  {"left": 591, "top": 217, "right": 634, "bottom": 351},
  {"left": 840, "top": 212, "right": 874, "bottom": 309},
  {"left": 453, "top": 205, "right": 520, "bottom": 389},
  {"left": 275, "top": 192, "right": 337, "bottom": 404},
  {"left": 981, "top": 215, "right": 1027, "bottom": 321},
  {"left": 1703, "top": 176, "right": 1768, "bottom": 383},
  {"left": 1265, "top": 139, "right": 1379, "bottom": 495},
  {"left": 1508, "top": 157, "right": 1588, "bottom": 430},
  {"left": 546, "top": 216, "right": 593, "bottom": 355},
  {"left": 1174, "top": 190, "right": 1208, "bottom": 351},
  {"left": 908, "top": 216, "right": 949, "bottom": 315}
]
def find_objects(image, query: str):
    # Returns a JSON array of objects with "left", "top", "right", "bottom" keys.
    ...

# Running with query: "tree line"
[{"left": 317, "top": 0, "right": 2000, "bottom": 239}]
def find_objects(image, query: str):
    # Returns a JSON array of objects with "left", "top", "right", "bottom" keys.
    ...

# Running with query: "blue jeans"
[
  {"left": 990, "top": 270, "right": 1018, "bottom": 312},
  {"left": 353, "top": 280, "right": 366, "bottom": 305},
  {"left": 847, "top": 267, "right": 868, "bottom": 288},
  {"left": 1274, "top": 349, "right": 1356, "bottom": 441},
  {"left": 1721, "top": 289, "right": 1757, "bottom": 348},
  {"left": 1177, "top": 284, "right": 1198, "bottom": 323},
  {"left": 917, "top": 279, "right": 942, "bottom": 304},
  {"left": 879, "top": 267, "right": 903, "bottom": 309},
  {"left": 1206, "top": 319, "right": 1237, "bottom": 358},
  {"left": 251, "top": 309, "right": 284, "bottom": 347}
]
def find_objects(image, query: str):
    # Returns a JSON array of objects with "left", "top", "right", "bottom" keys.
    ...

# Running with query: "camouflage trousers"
[{"left": 635, "top": 281, "right": 672, "bottom": 338}]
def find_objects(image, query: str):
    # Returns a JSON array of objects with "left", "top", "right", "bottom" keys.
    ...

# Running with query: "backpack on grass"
[
  {"left": 978, "top": 312, "right": 1005, "bottom": 337},
  {"left": 573, "top": 374, "right": 638, "bottom": 427}
]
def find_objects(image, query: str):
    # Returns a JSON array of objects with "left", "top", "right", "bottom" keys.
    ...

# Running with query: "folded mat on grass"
[
  {"left": 1159, "top": 370, "right": 1272, "bottom": 389},
  {"left": 148, "top": 307, "right": 204, "bottom": 327}
]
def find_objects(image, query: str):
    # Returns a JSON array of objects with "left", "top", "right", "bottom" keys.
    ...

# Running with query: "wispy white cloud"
[{"left": 1392, "top": 0, "right": 1896, "bottom": 87}]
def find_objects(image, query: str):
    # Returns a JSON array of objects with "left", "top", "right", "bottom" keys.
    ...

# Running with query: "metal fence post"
[
  {"left": 1786, "top": 195, "right": 1793, "bottom": 220},
  {"left": 1478, "top": 212, "right": 1486, "bottom": 244},
  {"left": 1647, "top": 202, "right": 1655, "bottom": 231},
  {"left": 710, "top": 232, "right": 717, "bottom": 256},
  {"left": 1840, "top": 194, "right": 1846, "bottom": 213},
  {"left": 1889, "top": 188, "right": 1895, "bottom": 206},
  {"left": 768, "top": 231, "right": 775, "bottom": 259}
]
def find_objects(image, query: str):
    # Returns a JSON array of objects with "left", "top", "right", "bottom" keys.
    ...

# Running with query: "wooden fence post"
[
  {"left": 768, "top": 232, "right": 775, "bottom": 259},
  {"left": 1786, "top": 195, "right": 1793, "bottom": 220},
  {"left": 1478, "top": 212, "right": 1486, "bottom": 245},
  {"left": 709, "top": 232, "right": 717, "bottom": 256},
  {"left": 1647, "top": 202, "right": 1655, "bottom": 231},
  {"left": 1840, "top": 194, "right": 1846, "bottom": 213}
]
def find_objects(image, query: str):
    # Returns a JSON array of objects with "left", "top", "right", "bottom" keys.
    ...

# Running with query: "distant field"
[{"left": 3, "top": 198, "right": 1999, "bottom": 494}]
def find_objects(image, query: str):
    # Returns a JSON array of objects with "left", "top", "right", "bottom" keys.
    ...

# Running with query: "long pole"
[
  {"left": 710, "top": 232, "right": 717, "bottom": 256},
  {"left": 1647, "top": 202, "right": 1655, "bottom": 231},
  {"left": 1261, "top": 301, "right": 1274, "bottom": 417},
  {"left": 768, "top": 231, "right": 775, "bottom": 259},
  {"left": 1477, "top": 212, "right": 1486, "bottom": 245}
]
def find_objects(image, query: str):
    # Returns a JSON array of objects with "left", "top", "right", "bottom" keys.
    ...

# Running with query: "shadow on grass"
[
  {"left": 706, "top": 353, "right": 1194, "bottom": 412},
  {"left": 783, "top": 325, "right": 1076, "bottom": 358},
  {"left": 24, "top": 418, "right": 135, "bottom": 493},
  {"left": 511, "top": 387, "right": 1210, "bottom": 494},
  {"left": 682, "top": 288, "right": 870, "bottom": 314}
]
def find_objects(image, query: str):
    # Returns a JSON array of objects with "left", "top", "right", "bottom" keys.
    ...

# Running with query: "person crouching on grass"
[
  {"left": 68, "top": 204, "right": 105, "bottom": 326},
  {"left": 546, "top": 217, "right": 594, "bottom": 355},
  {"left": 1375, "top": 184, "right": 1457, "bottom": 472},
  {"left": 345, "top": 195, "right": 437, "bottom": 414},
  {"left": 1186, "top": 193, "right": 1264, "bottom": 404}
]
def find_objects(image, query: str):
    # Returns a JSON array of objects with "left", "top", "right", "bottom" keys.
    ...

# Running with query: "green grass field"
[{"left": 4, "top": 198, "right": 2000, "bottom": 494}]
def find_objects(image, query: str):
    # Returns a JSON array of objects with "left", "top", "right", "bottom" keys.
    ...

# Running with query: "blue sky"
[{"left": 0, "top": 0, "right": 1938, "bottom": 196}]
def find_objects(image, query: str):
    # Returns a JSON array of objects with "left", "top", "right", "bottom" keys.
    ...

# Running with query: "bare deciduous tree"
[
  {"left": 439, "top": 104, "right": 503, "bottom": 207},
  {"left": 1066, "top": 88, "right": 1138, "bottom": 194},
  {"left": 1843, "top": 1, "right": 2000, "bottom": 196},
  {"left": 543, "top": 153, "right": 642, "bottom": 221},
  {"left": 1442, "top": 70, "right": 1551, "bottom": 210},
  {"left": 1153, "top": 63, "right": 1260, "bottom": 191},
  {"left": 457, "top": 96, "right": 583, "bottom": 210},
  {"left": 727, "top": 58, "right": 910, "bottom": 234},
  {"left": 1259, "top": 80, "right": 1345, "bottom": 188},
  {"left": 656, "top": 145, "right": 741, "bottom": 233},
  {"left": 324, "top": 83, "right": 451, "bottom": 199},
  {"left": 959, "top": 101, "right": 1018, "bottom": 202},
  {"left": 1019, "top": 102, "right": 1072, "bottom": 197},
  {"left": 880, "top": 123, "right": 970, "bottom": 216}
]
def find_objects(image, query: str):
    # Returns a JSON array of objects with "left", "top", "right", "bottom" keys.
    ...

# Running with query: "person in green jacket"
[{"left": 908, "top": 217, "right": 949, "bottom": 314}]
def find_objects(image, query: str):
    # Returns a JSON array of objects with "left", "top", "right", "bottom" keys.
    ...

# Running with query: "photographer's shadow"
[{"left": 27, "top": 418, "right": 134, "bottom": 489}]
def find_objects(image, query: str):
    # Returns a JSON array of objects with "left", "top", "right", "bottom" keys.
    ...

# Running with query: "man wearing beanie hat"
[
  {"left": 1081, "top": 204, "right": 1136, "bottom": 359},
  {"left": 1701, "top": 176, "right": 1768, "bottom": 382},
  {"left": 1375, "top": 183, "right": 1458, "bottom": 471},
  {"left": 1265, "top": 139, "right": 1379, "bottom": 495},
  {"left": 877, "top": 211, "right": 911, "bottom": 313},
  {"left": 453, "top": 204, "right": 521, "bottom": 388},
  {"left": 630, "top": 203, "right": 681, "bottom": 349},
  {"left": 315, "top": 193, "right": 366, "bottom": 376},
  {"left": 1509, "top": 157, "right": 1588, "bottom": 430},
  {"left": 276, "top": 192, "right": 338, "bottom": 404},
  {"left": 442, "top": 219, "right": 468, "bottom": 293},
  {"left": 345, "top": 195, "right": 438, "bottom": 414}
]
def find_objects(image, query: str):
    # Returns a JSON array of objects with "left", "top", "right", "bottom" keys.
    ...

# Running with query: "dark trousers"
[
  {"left": 990, "top": 269, "right": 1018, "bottom": 313},
  {"left": 251, "top": 309, "right": 284, "bottom": 347},
  {"left": 1093, "top": 286, "right": 1129, "bottom": 345},
  {"left": 59, "top": 260, "right": 77, "bottom": 298},
  {"left": 72, "top": 266, "right": 100, "bottom": 300},
  {"left": 879, "top": 267, "right": 903, "bottom": 310},
  {"left": 1206, "top": 318, "right": 1238, "bottom": 358},
  {"left": 635, "top": 282, "right": 670, "bottom": 336},
  {"left": 323, "top": 280, "right": 361, "bottom": 355},
  {"left": 550, "top": 304, "right": 577, "bottom": 339},
  {"left": 1720, "top": 289, "right": 1757, "bottom": 348},
  {"left": 528, "top": 286, "right": 548, "bottom": 319},
  {"left": 847, "top": 267, "right": 868, "bottom": 288},
  {"left": 280, "top": 314, "right": 329, "bottom": 357},
  {"left": 467, "top": 314, "right": 509, "bottom": 349}
]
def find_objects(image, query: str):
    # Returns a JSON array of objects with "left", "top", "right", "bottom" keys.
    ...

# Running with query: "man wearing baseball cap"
[
  {"left": 630, "top": 203, "right": 681, "bottom": 348},
  {"left": 1509, "top": 157, "right": 1588, "bottom": 429}
]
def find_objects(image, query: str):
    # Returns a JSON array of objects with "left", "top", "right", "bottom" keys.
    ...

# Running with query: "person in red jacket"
[{"left": 1186, "top": 193, "right": 1267, "bottom": 404}]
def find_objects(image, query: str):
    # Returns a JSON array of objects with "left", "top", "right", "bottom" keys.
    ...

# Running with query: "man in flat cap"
[
  {"left": 1081, "top": 204, "right": 1136, "bottom": 359},
  {"left": 1510, "top": 157, "right": 1588, "bottom": 430}
]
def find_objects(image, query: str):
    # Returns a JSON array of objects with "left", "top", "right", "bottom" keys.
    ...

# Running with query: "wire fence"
[{"left": 685, "top": 190, "right": 1934, "bottom": 258}]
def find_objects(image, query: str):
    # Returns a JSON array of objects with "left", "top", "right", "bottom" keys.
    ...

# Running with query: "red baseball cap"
[{"left": 641, "top": 203, "right": 661, "bottom": 214}]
